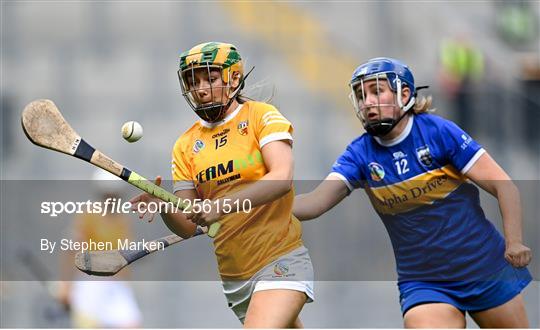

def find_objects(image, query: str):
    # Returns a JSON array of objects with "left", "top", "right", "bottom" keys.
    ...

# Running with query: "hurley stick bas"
[
  {"left": 75, "top": 226, "right": 207, "bottom": 276},
  {"left": 21, "top": 99, "right": 220, "bottom": 237}
]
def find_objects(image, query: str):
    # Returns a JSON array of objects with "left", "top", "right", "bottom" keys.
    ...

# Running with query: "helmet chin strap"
[
  {"left": 195, "top": 103, "right": 227, "bottom": 123},
  {"left": 365, "top": 109, "right": 409, "bottom": 137}
]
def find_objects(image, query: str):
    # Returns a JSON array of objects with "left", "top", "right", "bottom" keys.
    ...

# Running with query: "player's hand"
[
  {"left": 129, "top": 176, "right": 163, "bottom": 222},
  {"left": 185, "top": 199, "right": 223, "bottom": 227},
  {"left": 505, "top": 242, "right": 532, "bottom": 268}
]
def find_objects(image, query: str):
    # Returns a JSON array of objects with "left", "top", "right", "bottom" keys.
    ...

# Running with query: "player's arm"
[
  {"left": 159, "top": 189, "right": 198, "bottom": 238},
  {"left": 187, "top": 140, "right": 294, "bottom": 226},
  {"left": 465, "top": 152, "right": 532, "bottom": 267},
  {"left": 220, "top": 140, "right": 294, "bottom": 209},
  {"left": 293, "top": 174, "right": 350, "bottom": 221}
]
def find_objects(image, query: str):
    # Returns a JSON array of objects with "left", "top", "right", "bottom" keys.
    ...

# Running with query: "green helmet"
[
  {"left": 179, "top": 42, "right": 243, "bottom": 83},
  {"left": 178, "top": 42, "right": 245, "bottom": 122}
]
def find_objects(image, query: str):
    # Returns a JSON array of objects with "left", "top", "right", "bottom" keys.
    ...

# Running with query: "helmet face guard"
[
  {"left": 349, "top": 58, "right": 416, "bottom": 137},
  {"left": 350, "top": 73, "right": 400, "bottom": 136},
  {"left": 178, "top": 42, "right": 244, "bottom": 123},
  {"left": 178, "top": 63, "right": 239, "bottom": 123}
]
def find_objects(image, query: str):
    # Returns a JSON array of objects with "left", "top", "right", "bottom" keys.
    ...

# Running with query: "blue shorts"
[{"left": 398, "top": 263, "right": 532, "bottom": 315}]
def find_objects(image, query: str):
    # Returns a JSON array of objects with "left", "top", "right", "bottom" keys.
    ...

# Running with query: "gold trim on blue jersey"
[{"left": 366, "top": 165, "right": 465, "bottom": 215}]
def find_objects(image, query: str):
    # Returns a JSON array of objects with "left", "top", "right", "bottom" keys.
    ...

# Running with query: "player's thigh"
[
  {"left": 470, "top": 293, "right": 529, "bottom": 328},
  {"left": 243, "top": 289, "right": 307, "bottom": 328},
  {"left": 404, "top": 303, "right": 466, "bottom": 328}
]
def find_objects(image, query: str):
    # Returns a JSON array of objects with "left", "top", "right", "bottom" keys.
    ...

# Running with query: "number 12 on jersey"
[{"left": 395, "top": 159, "right": 409, "bottom": 175}]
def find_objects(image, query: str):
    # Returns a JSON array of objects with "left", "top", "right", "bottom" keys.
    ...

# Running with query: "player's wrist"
[{"left": 505, "top": 237, "right": 523, "bottom": 246}]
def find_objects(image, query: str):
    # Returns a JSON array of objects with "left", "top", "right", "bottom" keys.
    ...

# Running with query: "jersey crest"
[{"left": 416, "top": 145, "right": 433, "bottom": 167}]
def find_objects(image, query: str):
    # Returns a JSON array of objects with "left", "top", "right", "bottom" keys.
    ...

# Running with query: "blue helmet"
[
  {"left": 351, "top": 57, "right": 415, "bottom": 97},
  {"left": 349, "top": 57, "right": 417, "bottom": 136}
]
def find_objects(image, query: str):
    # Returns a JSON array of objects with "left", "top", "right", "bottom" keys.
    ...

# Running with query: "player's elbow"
[
  {"left": 295, "top": 209, "right": 322, "bottom": 222},
  {"left": 274, "top": 178, "right": 293, "bottom": 197},
  {"left": 270, "top": 167, "right": 294, "bottom": 194},
  {"left": 495, "top": 180, "right": 520, "bottom": 200},
  {"left": 282, "top": 177, "right": 293, "bottom": 193}
]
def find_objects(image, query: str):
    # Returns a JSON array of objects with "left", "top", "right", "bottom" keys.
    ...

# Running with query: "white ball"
[{"left": 121, "top": 121, "right": 143, "bottom": 143}]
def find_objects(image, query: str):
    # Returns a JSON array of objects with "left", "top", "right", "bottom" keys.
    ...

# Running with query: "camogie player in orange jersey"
[{"left": 130, "top": 42, "right": 314, "bottom": 327}]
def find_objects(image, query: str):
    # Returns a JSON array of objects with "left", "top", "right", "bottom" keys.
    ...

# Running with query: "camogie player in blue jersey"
[{"left": 294, "top": 57, "right": 533, "bottom": 328}]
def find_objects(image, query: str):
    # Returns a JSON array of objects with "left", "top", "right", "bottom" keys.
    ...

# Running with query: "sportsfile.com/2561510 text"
[{"left": 40, "top": 198, "right": 252, "bottom": 217}]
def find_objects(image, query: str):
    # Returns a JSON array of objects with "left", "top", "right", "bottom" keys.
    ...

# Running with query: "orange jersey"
[{"left": 171, "top": 101, "right": 302, "bottom": 279}]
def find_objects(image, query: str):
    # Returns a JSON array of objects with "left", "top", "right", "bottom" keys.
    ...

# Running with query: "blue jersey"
[{"left": 331, "top": 113, "right": 507, "bottom": 282}]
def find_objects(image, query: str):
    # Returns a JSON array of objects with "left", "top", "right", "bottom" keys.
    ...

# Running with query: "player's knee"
[{"left": 244, "top": 290, "right": 306, "bottom": 328}]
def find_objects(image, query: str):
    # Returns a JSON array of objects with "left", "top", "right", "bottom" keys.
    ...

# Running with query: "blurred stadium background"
[{"left": 1, "top": 1, "right": 539, "bottom": 328}]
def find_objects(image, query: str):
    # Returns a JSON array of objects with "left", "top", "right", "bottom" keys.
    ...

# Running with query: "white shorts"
[
  {"left": 70, "top": 281, "right": 142, "bottom": 327},
  {"left": 221, "top": 245, "right": 314, "bottom": 322}
]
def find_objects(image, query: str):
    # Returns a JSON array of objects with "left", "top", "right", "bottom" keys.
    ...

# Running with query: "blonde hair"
[{"left": 412, "top": 95, "right": 434, "bottom": 114}]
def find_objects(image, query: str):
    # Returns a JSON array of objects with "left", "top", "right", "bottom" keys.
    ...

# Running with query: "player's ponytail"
[
  {"left": 413, "top": 95, "right": 434, "bottom": 114},
  {"left": 236, "top": 78, "right": 276, "bottom": 105}
]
